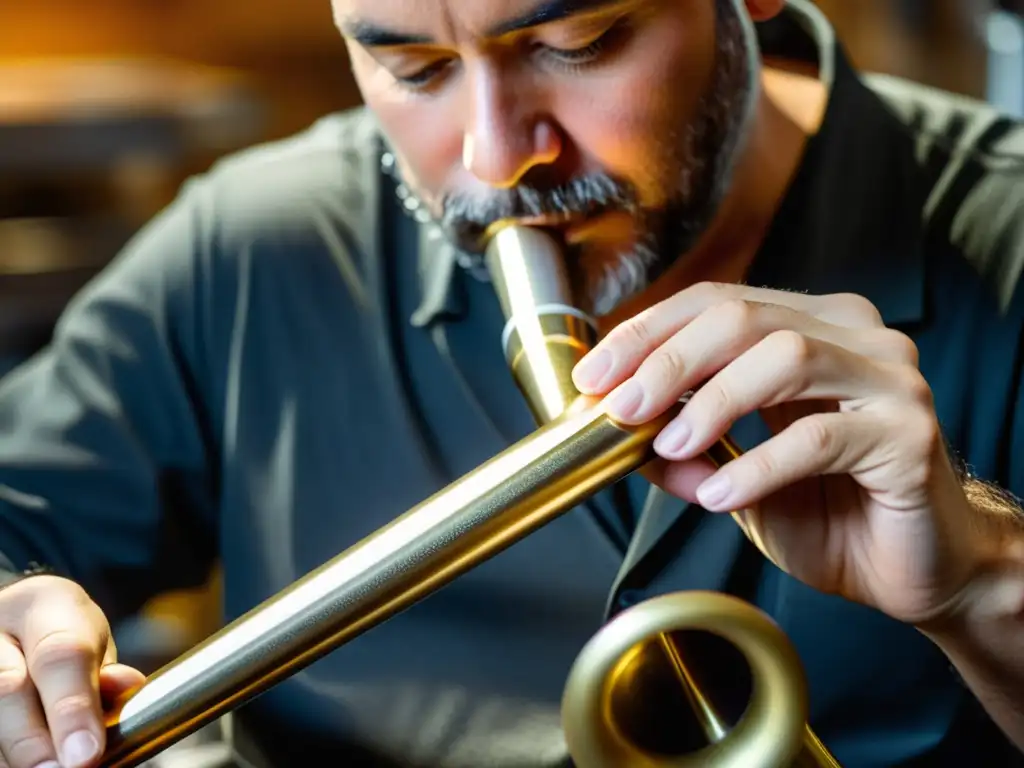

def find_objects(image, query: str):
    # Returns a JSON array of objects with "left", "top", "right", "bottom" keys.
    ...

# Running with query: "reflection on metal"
[{"left": 101, "top": 223, "right": 842, "bottom": 768}]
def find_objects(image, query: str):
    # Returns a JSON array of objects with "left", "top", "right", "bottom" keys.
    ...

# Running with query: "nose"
[{"left": 463, "top": 67, "right": 561, "bottom": 189}]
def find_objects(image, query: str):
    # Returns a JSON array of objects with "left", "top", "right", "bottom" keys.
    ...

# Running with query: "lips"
[
  {"left": 499, "top": 211, "right": 633, "bottom": 248},
  {"left": 516, "top": 213, "right": 583, "bottom": 230},
  {"left": 565, "top": 211, "right": 634, "bottom": 245}
]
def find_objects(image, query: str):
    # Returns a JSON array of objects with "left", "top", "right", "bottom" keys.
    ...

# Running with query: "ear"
[{"left": 743, "top": 0, "right": 786, "bottom": 21}]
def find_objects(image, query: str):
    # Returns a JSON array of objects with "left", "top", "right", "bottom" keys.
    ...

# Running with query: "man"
[{"left": 0, "top": 0, "right": 1022, "bottom": 766}]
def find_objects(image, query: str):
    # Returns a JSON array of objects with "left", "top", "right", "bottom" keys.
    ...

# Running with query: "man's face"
[{"left": 336, "top": 0, "right": 758, "bottom": 315}]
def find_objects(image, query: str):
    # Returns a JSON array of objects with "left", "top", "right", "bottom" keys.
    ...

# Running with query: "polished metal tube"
[
  {"left": 102, "top": 405, "right": 672, "bottom": 766},
  {"left": 101, "top": 224, "right": 841, "bottom": 768},
  {"left": 99, "top": 225, "right": 674, "bottom": 766}
]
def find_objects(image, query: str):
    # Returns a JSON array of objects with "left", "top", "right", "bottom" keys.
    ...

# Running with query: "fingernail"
[
  {"left": 33, "top": 762, "right": 60, "bottom": 768},
  {"left": 697, "top": 475, "right": 732, "bottom": 509},
  {"left": 574, "top": 349, "right": 613, "bottom": 392},
  {"left": 654, "top": 419, "right": 692, "bottom": 457},
  {"left": 605, "top": 380, "right": 644, "bottom": 421},
  {"left": 61, "top": 730, "right": 99, "bottom": 768}
]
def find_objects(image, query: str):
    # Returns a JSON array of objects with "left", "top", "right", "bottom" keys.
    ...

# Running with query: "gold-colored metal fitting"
[
  {"left": 483, "top": 223, "right": 596, "bottom": 422},
  {"left": 482, "top": 217, "right": 521, "bottom": 244},
  {"left": 99, "top": 222, "right": 842, "bottom": 768}
]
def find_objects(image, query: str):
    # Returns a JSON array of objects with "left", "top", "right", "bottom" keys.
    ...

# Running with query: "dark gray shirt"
[{"left": 1, "top": 2, "right": 1023, "bottom": 766}]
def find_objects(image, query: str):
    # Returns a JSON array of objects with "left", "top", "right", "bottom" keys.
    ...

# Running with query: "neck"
[{"left": 598, "top": 63, "right": 827, "bottom": 333}]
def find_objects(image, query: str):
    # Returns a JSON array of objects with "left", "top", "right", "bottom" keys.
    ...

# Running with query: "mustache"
[{"left": 438, "top": 172, "right": 641, "bottom": 253}]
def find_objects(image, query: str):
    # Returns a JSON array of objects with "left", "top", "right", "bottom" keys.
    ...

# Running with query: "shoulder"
[
  {"left": 57, "top": 107, "right": 387, "bottom": 378},
  {"left": 863, "top": 71, "right": 1023, "bottom": 173},
  {"left": 100, "top": 106, "right": 384, "bottom": 291},
  {"left": 864, "top": 74, "right": 1024, "bottom": 313},
  {"left": 192, "top": 107, "right": 383, "bottom": 255},
  {"left": 128, "top": 106, "right": 390, "bottom": 334}
]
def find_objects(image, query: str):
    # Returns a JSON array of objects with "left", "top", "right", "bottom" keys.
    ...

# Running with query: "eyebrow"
[{"left": 342, "top": 0, "right": 627, "bottom": 48}]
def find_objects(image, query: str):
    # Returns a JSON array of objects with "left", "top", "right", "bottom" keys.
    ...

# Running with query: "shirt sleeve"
[{"left": 0, "top": 179, "right": 220, "bottom": 622}]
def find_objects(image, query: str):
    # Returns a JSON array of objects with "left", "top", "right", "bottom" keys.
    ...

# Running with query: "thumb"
[
  {"left": 99, "top": 664, "right": 147, "bottom": 712},
  {"left": 643, "top": 455, "right": 718, "bottom": 504}
]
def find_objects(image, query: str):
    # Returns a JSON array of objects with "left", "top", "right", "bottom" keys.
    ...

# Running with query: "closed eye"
[
  {"left": 395, "top": 58, "right": 455, "bottom": 88},
  {"left": 535, "top": 16, "right": 630, "bottom": 69},
  {"left": 392, "top": 15, "right": 631, "bottom": 92}
]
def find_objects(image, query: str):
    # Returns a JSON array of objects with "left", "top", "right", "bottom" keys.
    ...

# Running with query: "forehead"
[{"left": 332, "top": 0, "right": 626, "bottom": 42}]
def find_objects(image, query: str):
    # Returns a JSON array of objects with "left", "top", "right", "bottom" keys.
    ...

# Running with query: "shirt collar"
[
  {"left": 750, "top": 0, "right": 926, "bottom": 327},
  {"left": 406, "top": 0, "right": 926, "bottom": 328}
]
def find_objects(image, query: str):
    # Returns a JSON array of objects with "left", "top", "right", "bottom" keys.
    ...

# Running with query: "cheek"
[
  {"left": 373, "top": 99, "right": 464, "bottom": 198},
  {"left": 351, "top": 53, "right": 464, "bottom": 201},
  {"left": 551, "top": 11, "right": 717, "bottom": 204}
]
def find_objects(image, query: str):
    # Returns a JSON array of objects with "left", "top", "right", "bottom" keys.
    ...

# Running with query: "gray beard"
[
  {"left": 581, "top": 0, "right": 761, "bottom": 316},
  {"left": 387, "top": 0, "right": 761, "bottom": 318}
]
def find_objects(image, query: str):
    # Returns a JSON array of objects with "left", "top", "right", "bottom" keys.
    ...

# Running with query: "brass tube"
[
  {"left": 562, "top": 592, "right": 814, "bottom": 768},
  {"left": 101, "top": 223, "right": 675, "bottom": 765},
  {"left": 483, "top": 225, "right": 842, "bottom": 767},
  {"left": 100, "top": 222, "right": 841, "bottom": 768},
  {"left": 485, "top": 224, "right": 739, "bottom": 748},
  {"left": 101, "top": 401, "right": 674, "bottom": 766}
]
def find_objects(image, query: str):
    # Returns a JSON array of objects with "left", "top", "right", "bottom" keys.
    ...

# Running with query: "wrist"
[{"left": 920, "top": 519, "right": 1024, "bottom": 649}]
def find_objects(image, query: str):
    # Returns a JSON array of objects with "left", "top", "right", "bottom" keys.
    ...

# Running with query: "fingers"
[
  {"left": 691, "top": 408, "right": 940, "bottom": 513},
  {"left": 573, "top": 283, "right": 892, "bottom": 395},
  {"left": 652, "top": 334, "right": 922, "bottom": 460},
  {"left": 694, "top": 411, "right": 874, "bottom": 511},
  {"left": 586, "top": 297, "right": 918, "bottom": 427},
  {"left": 0, "top": 632, "right": 58, "bottom": 768},
  {"left": 19, "top": 593, "right": 108, "bottom": 768},
  {"left": 643, "top": 455, "right": 718, "bottom": 505},
  {"left": 98, "top": 639, "right": 143, "bottom": 714},
  {"left": 98, "top": 665, "right": 146, "bottom": 713}
]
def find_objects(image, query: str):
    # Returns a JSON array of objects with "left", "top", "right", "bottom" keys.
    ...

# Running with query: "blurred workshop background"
[{"left": 0, "top": 0, "right": 1022, "bottom": 673}]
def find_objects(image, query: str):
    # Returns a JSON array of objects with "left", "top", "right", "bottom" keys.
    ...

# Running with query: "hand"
[
  {"left": 572, "top": 282, "right": 986, "bottom": 627},
  {"left": 0, "top": 575, "right": 145, "bottom": 768}
]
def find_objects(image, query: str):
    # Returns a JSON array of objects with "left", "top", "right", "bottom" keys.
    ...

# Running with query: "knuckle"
[
  {"left": 747, "top": 446, "right": 778, "bottom": 479},
  {"left": 616, "top": 314, "right": 654, "bottom": 349},
  {"left": 879, "top": 329, "right": 920, "bottom": 366},
  {"left": 689, "top": 280, "right": 730, "bottom": 305},
  {"left": 799, "top": 415, "right": 835, "bottom": 456},
  {"left": 54, "top": 578, "right": 91, "bottom": 607},
  {"left": 832, "top": 293, "right": 884, "bottom": 326},
  {"left": 711, "top": 298, "right": 758, "bottom": 334},
  {"left": 645, "top": 347, "right": 687, "bottom": 388},
  {"left": 28, "top": 630, "right": 98, "bottom": 674},
  {"left": 768, "top": 329, "right": 814, "bottom": 367},
  {"left": 697, "top": 379, "right": 734, "bottom": 419}
]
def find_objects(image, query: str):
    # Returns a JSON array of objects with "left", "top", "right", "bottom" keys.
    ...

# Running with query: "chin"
[{"left": 573, "top": 244, "right": 662, "bottom": 318}]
